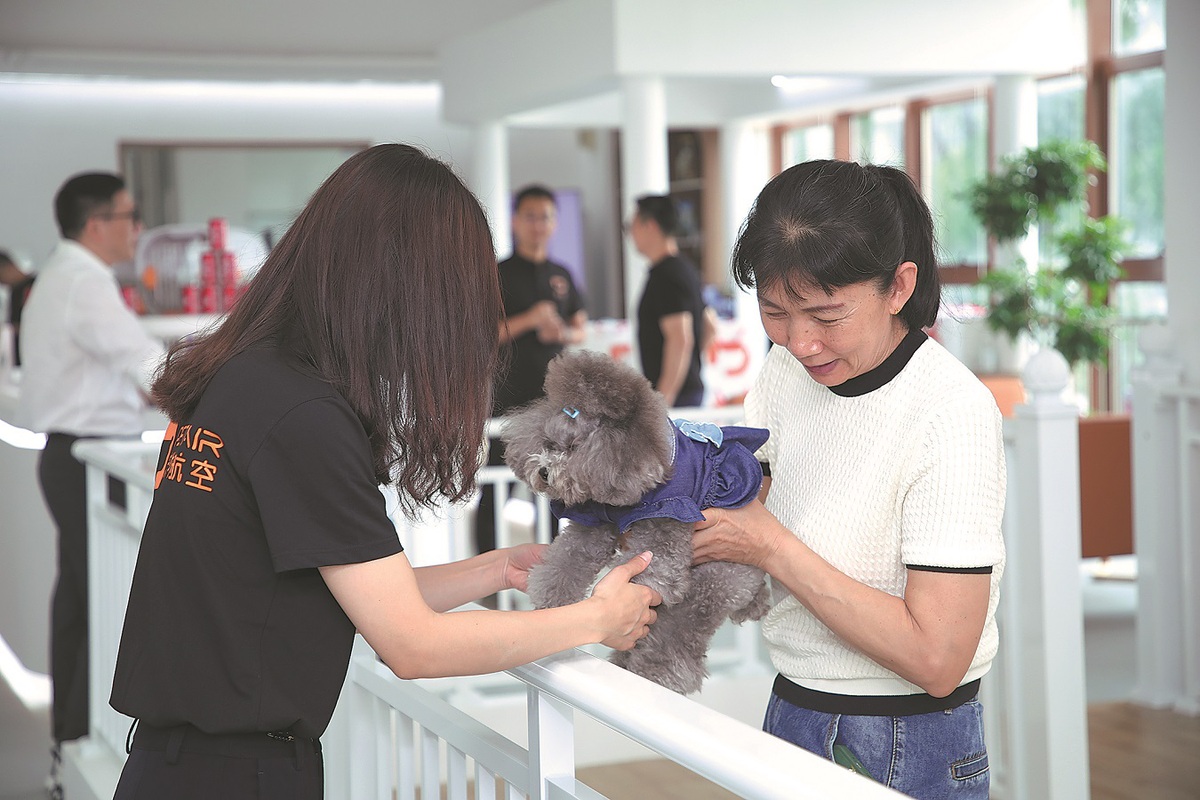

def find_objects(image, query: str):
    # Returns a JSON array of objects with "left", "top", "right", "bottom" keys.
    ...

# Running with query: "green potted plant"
[{"left": 968, "top": 140, "right": 1129, "bottom": 368}]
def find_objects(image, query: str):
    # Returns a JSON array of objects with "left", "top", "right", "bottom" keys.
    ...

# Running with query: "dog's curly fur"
[{"left": 501, "top": 350, "right": 770, "bottom": 694}]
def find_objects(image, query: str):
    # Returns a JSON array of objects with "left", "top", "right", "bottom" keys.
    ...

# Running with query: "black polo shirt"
[
  {"left": 495, "top": 253, "right": 584, "bottom": 414},
  {"left": 110, "top": 346, "right": 403, "bottom": 739}
]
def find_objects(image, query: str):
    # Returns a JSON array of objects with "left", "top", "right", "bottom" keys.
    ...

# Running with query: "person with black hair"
[
  {"left": 0, "top": 250, "right": 35, "bottom": 365},
  {"left": 628, "top": 194, "right": 709, "bottom": 408},
  {"left": 692, "top": 161, "right": 1005, "bottom": 799},
  {"left": 108, "top": 146, "right": 657, "bottom": 799},
  {"left": 18, "top": 173, "right": 163, "bottom": 753},
  {"left": 475, "top": 184, "right": 586, "bottom": 554}
]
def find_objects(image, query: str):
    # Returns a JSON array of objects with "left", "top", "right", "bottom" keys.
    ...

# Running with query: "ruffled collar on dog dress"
[{"left": 551, "top": 421, "right": 769, "bottom": 532}]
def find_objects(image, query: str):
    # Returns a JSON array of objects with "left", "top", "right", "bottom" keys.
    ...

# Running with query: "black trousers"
[
  {"left": 115, "top": 723, "right": 324, "bottom": 800},
  {"left": 37, "top": 433, "right": 90, "bottom": 743},
  {"left": 473, "top": 438, "right": 507, "bottom": 554}
]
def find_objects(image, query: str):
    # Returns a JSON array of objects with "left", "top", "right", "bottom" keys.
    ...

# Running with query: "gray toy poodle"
[{"left": 501, "top": 350, "right": 771, "bottom": 694}]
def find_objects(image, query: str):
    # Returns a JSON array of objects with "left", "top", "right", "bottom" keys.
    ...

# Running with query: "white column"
[
  {"left": 1130, "top": 324, "right": 1186, "bottom": 709},
  {"left": 992, "top": 75, "right": 1039, "bottom": 270},
  {"left": 1004, "top": 348, "right": 1090, "bottom": 800},
  {"left": 990, "top": 75, "right": 1039, "bottom": 370},
  {"left": 719, "top": 118, "right": 772, "bottom": 375},
  {"left": 1164, "top": 0, "right": 1200, "bottom": 381},
  {"left": 473, "top": 121, "right": 511, "bottom": 258},
  {"left": 620, "top": 76, "right": 669, "bottom": 324}
]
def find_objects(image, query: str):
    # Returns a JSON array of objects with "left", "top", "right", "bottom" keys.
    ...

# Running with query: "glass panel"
[
  {"left": 1109, "top": 281, "right": 1168, "bottom": 412},
  {"left": 850, "top": 106, "right": 905, "bottom": 168},
  {"left": 1113, "top": 0, "right": 1165, "bottom": 56},
  {"left": 922, "top": 97, "right": 988, "bottom": 267},
  {"left": 1036, "top": 75, "right": 1088, "bottom": 266},
  {"left": 782, "top": 124, "right": 834, "bottom": 169},
  {"left": 1112, "top": 68, "right": 1165, "bottom": 258}
]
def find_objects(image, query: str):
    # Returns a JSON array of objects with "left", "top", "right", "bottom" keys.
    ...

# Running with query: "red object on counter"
[
  {"left": 207, "top": 217, "right": 228, "bottom": 251},
  {"left": 200, "top": 284, "right": 218, "bottom": 313},
  {"left": 181, "top": 285, "right": 199, "bottom": 313}
]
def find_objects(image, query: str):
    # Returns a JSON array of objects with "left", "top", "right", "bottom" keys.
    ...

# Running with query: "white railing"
[
  {"left": 984, "top": 349, "right": 1091, "bottom": 800},
  {"left": 321, "top": 635, "right": 903, "bottom": 800},
  {"left": 70, "top": 387, "right": 1099, "bottom": 799},
  {"left": 1129, "top": 324, "right": 1200, "bottom": 715},
  {"left": 68, "top": 406, "right": 893, "bottom": 800}
]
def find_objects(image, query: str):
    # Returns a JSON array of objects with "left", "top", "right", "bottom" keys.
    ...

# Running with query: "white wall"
[
  {"left": 0, "top": 78, "right": 624, "bottom": 315},
  {"left": 0, "top": 80, "right": 468, "bottom": 268}
]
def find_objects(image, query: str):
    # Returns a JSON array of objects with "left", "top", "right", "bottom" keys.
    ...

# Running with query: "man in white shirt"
[{"left": 18, "top": 173, "right": 164, "bottom": 750}]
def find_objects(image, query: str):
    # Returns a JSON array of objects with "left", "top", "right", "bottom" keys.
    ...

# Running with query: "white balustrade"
[
  {"left": 983, "top": 348, "right": 1091, "bottom": 800},
  {"left": 1129, "top": 324, "right": 1200, "bottom": 715},
  {"left": 71, "top": 388, "right": 1108, "bottom": 799}
]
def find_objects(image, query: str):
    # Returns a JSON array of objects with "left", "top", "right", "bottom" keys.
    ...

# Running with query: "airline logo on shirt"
[
  {"left": 154, "top": 420, "right": 224, "bottom": 492},
  {"left": 549, "top": 274, "right": 570, "bottom": 301}
]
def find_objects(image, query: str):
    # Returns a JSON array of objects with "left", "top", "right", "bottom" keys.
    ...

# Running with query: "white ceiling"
[{"left": 0, "top": 0, "right": 558, "bottom": 80}]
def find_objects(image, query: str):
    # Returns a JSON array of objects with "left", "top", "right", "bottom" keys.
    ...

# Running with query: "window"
[
  {"left": 850, "top": 106, "right": 905, "bottom": 168},
  {"left": 781, "top": 124, "right": 834, "bottom": 169},
  {"left": 921, "top": 97, "right": 988, "bottom": 268},
  {"left": 1037, "top": 75, "right": 1088, "bottom": 265},
  {"left": 1111, "top": 67, "right": 1165, "bottom": 259},
  {"left": 1113, "top": 0, "right": 1165, "bottom": 56}
]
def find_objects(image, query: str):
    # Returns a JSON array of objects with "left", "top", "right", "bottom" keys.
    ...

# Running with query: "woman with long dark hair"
[{"left": 110, "top": 144, "right": 660, "bottom": 799}]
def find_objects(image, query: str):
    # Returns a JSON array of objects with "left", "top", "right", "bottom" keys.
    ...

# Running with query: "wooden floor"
[{"left": 572, "top": 702, "right": 1200, "bottom": 799}]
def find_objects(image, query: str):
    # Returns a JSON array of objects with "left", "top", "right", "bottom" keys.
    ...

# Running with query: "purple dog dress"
[{"left": 552, "top": 420, "right": 769, "bottom": 531}]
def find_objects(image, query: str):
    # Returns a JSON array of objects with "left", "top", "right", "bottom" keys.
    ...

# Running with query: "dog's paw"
[{"left": 729, "top": 579, "right": 772, "bottom": 624}]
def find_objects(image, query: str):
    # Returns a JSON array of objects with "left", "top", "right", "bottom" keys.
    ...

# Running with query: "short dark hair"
[
  {"left": 153, "top": 144, "right": 501, "bottom": 513},
  {"left": 54, "top": 172, "right": 126, "bottom": 240},
  {"left": 513, "top": 184, "right": 557, "bottom": 212},
  {"left": 731, "top": 160, "right": 941, "bottom": 330},
  {"left": 634, "top": 195, "right": 679, "bottom": 237}
]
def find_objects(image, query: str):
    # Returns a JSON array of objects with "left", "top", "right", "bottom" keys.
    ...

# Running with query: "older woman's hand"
[{"left": 692, "top": 500, "right": 788, "bottom": 571}]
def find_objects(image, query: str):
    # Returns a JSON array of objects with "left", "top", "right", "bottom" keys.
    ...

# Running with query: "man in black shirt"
[
  {"left": 629, "top": 195, "right": 711, "bottom": 408},
  {"left": 476, "top": 185, "right": 586, "bottom": 552}
]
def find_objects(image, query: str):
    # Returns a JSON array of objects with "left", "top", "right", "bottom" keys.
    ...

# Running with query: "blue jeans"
[{"left": 764, "top": 693, "right": 990, "bottom": 799}]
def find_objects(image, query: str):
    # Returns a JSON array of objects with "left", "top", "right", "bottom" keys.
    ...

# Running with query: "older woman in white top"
[{"left": 693, "top": 160, "right": 1005, "bottom": 800}]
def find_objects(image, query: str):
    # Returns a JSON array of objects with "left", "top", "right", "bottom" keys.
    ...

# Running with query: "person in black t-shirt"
[
  {"left": 109, "top": 146, "right": 659, "bottom": 800},
  {"left": 475, "top": 185, "right": 586, "bottom": 553},
  {"left": 628, "top": 195, "right": 713, "bottom": 408}
]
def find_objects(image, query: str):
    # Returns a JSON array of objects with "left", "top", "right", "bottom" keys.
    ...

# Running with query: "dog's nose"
[{"left": 538, "top": 467, "right": 550, "bottom": 483}]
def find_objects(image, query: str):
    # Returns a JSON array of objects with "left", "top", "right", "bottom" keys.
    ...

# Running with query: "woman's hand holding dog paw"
[
  {"left": 589, "top": 551, "right": 662, "bottom": 650},
  {"left": 693, "top": 501, "right": 787, "bottom": 572},
  {"left": 498, "top": 543, "right": 547, "bottom": 593}
]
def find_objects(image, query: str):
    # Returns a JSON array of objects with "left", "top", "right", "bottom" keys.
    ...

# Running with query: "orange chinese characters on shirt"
[{"left": 154, "top": 421, "right": 225, "bottom": 492}]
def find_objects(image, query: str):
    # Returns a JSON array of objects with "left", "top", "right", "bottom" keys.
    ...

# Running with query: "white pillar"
[
  {"left": 1164, "top": 0, "right": 1200, "bottom": 382},
  {"left": 1004, "top": 348, "right": 1090, "bottom": 800},
  {"left": 992, "top": 75, "right": 1039, "bottom": 270},
  {"left": 719, "top": 118, "right": 771, "bottom": 373},
  {"left": 620, "top": 76, "right": 669, "bottom": 324},
  {"left": 473, "top": 121, "right": 511, "bottom": 258},
  {"left": 1130, "top": 324, "right": 1186, "bottom": 709}
]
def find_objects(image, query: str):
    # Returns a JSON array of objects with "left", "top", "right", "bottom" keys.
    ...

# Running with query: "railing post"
[
  {"left": 527, "top": 687, "right": 576, "bottom": 800},
  {"left": 1005, "top": 348, "right": 1090, "bottom": 800},
  {"left": 1129, "top": 323, "right": 1187, "bottom": 710}
]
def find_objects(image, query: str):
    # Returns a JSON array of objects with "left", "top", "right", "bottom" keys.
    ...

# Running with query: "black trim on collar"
[{"left": 829, "top": 328, "right": 928, "bottom": 397}]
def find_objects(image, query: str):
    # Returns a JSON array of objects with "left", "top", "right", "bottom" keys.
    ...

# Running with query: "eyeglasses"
[{"left": 94, "top": 207, "right": 142, "bottom": 225}]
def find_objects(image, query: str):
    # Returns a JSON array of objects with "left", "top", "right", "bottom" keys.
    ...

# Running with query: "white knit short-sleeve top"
[{"left": 746, "top": 331, "right": 1007, "bottom": 698}]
